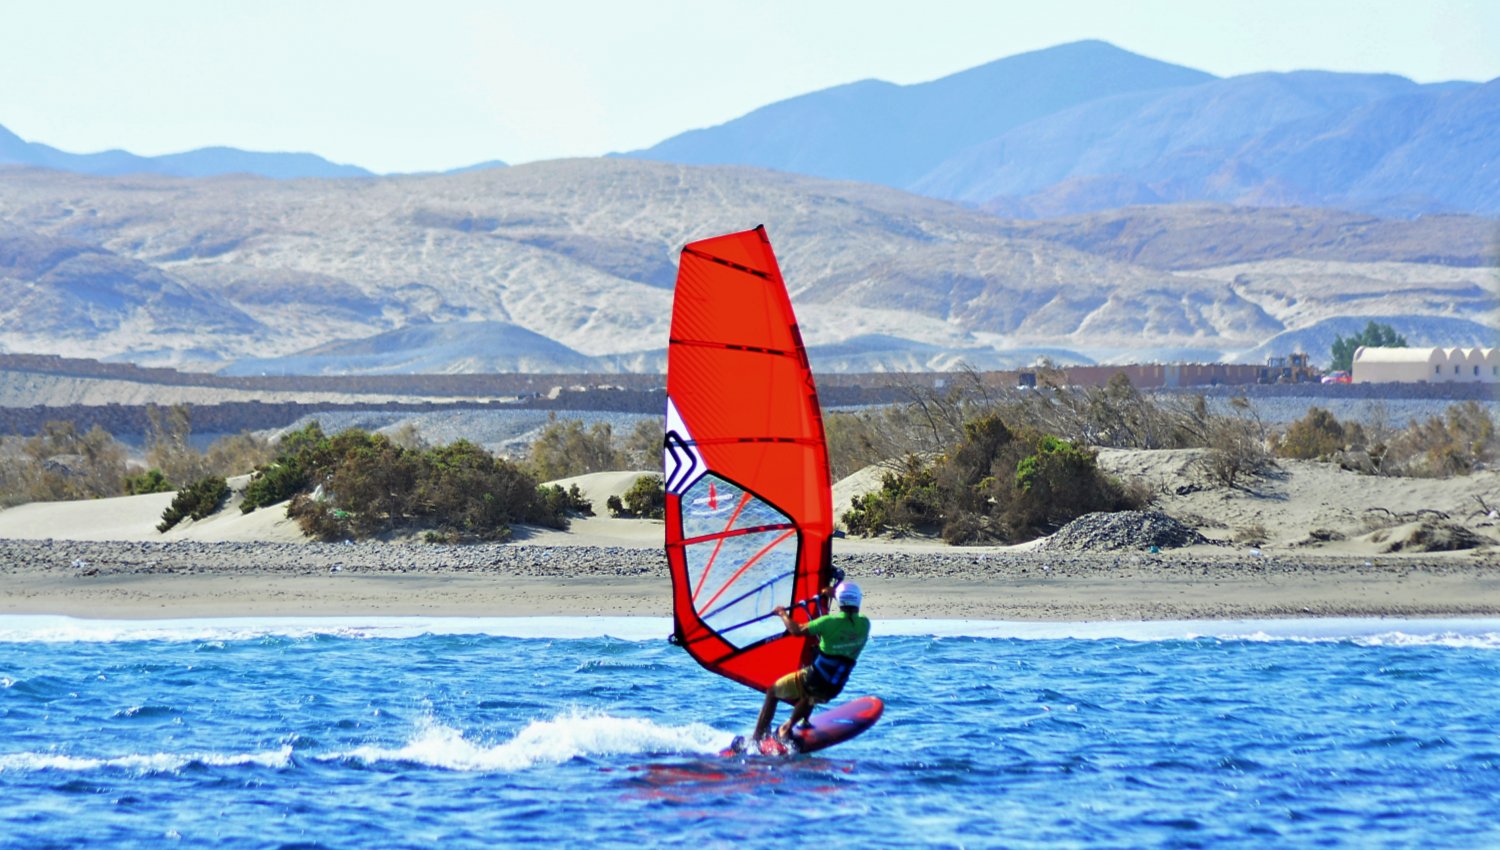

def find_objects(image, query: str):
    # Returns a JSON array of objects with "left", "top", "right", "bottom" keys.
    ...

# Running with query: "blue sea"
[{"left": 3, "top": 616, "right": 1498, "bottom": 850}]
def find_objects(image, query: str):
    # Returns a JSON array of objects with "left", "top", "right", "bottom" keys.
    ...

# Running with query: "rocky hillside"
[{"left": 0, "top": 160, "right": 1493, "bottom": 374}]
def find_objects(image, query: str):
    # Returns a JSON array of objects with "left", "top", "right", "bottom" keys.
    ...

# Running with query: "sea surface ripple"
[{"left": 2, "top": 617, "right": 1497, "bottom": 850}]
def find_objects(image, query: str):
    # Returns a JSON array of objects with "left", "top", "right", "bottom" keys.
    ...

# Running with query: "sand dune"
[{"left": 1, "top": 459, "right": 1496, "bottom": 621}]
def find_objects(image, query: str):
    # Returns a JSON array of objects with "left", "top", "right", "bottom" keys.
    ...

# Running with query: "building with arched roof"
[{"left": 1351, "top": 346, "right": 1498, "bottom": 383}]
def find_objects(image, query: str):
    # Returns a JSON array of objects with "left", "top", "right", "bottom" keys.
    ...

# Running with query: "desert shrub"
[
  {"left": 203, "top": 431, "right": 275, "bottom": 476},
  {"left": 287, "top": 493, "right": 346, "bottom": 541},
  {"left": 145, "top": 404, "right": 209, "bottom": 485},
  {"left": 843, "top": 456, "right": 943, "bottom": 537},
  {"left": 240, "top": 422, "right": 331, "bottom": 512},
  {"left": 125, "top": 468, "right": 174, "bottom": 495},
  {"left": 1198, "top": 418, "right": 1274, "bottom": 488},
  {"left": 608, "top": 474, "right": 665, "bottom": 519},
  {"left": 1381, "top": 401, "right": 1498, "bottom": 477},
  {"left": 1003, "top": 433, "right": 1139, "bottom": 540},
  {"left": 540, "top": 483, "right": 594, "bottom": 518},
  {"left": 842, "top": 414, "right": 1142, "bottom": 544},
  {"left": 1233, "top": 523, "right": 1270, "bottom": 546},
  {"left": 157, "top": 476, "right": 229, "bottom": 532},
  {"left": 621, "top": 419, "right": 665, "bottom": 470},
  {"left": 240, "top": 462, "right": 309, "bottom": 512},
  {"left": 415, "top": 439, "right": 566, "bottom": 539},
  {"left": 1274, "top": 407, "right": 1366, "bottom": 460},
  {"left": 320, "top": 433, "right": 422, "bottom": 538},
  {"left": 143, "top": 404, "right": 274, "bottom": 485},
  {"left": 387, "top": 422, "right": 429, "bottom": 451},
  {"left": 526, "top": 416, "right": 626, "bottom": 481},
  {"left": 253, "top": 423, "right": 571, "bottom": 541},
  {"left": 12, "top": 421, "right": 128, "bottom": 503},
  {"left": 823, "top": 373, "right": 1228, "bottom": 483}
]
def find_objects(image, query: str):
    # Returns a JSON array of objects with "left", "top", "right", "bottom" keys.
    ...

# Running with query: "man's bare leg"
[
  {"left": 754, "top": 689, "right": 779, "bottom": 741},
  {"left": 778, "top": 697, "right": 815, "bottom": 739}
]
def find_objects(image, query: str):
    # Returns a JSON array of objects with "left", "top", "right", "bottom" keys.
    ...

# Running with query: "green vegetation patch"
[
  {"left": 607, "top": 474, "right": 665, "bottom": 519},
  {"left": 843, "top": 413, "right": 1144, "bottom": 545},
  {"left": 238, "top": 422, "right": 587, "bottom": 542},
  {"left": 157, "top": 476, "right": 230, "bottom": 533}
]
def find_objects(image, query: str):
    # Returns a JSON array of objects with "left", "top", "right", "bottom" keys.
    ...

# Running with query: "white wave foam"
[
  {"left": 0, "top": 615, "right": 671, "bottom": 643},
  {"left": 1, "top": 614, "right": 1497, "bottom": 648},
  {"left": 888, "top": 618, "right": 1500, "bottom": 648},
  {"left": 330, "top": 712, "right": 727, "bottom": 772},
  {"left": 0, "top": 746, "right": 293, "bottom": 774},
  {"left": 1222, "top": 629, "right": 1500, "bottom": 650}
]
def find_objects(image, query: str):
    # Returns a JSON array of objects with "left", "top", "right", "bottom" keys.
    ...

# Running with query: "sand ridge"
[{"left": 1, "top": 459, "right": 1496, "bottom": 621}]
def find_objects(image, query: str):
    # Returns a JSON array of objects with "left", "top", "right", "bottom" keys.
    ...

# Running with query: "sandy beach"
[{"left": 1, "top": 461, "right": 1497, "bottom": 622}]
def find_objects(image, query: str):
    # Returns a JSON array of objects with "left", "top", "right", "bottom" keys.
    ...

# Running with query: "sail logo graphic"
[{"left": 663, "top": 397, "right": 706, "bottom": 495}]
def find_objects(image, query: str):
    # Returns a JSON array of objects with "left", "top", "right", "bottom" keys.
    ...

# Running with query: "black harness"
[{"left": 807, "top": 652, "right": 857, "bottom": 698}]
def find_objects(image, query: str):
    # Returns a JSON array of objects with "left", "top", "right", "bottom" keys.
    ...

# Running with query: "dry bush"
[
  {"left": 1379, "top": 402, "right": 1497, "bottom": 477},
  {"left": 826, "top": 371, "right": 1225, "bottom": 483},
  {"left": 1233, "top": 523, "right": 1269, "bottom": 545},
  {"left": 145, "top": 404, "right": 274, "bottom": 484},
  {"left": 146, "top": 404, "right": 211, "bottom": 484},
  {"left": 1274, "top": 407, "right": 1365, "bottom": 460},
  {"left": 1002, "top": 372, "right": 1213, "bottom": 449},
  {"left": 1196, "top": 418, "right": 1275, "bottom": 489},
  {"left": 526, "top": 415, "right": 627, "bottom": 481},
  {"left": 620, "top": 418, "right": 664, "bottom": 471},
  {"left": 2, "top": 421, "right": 129, "bottom": 505}
]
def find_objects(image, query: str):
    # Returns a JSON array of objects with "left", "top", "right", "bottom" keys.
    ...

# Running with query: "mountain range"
[
  {"left": 628, "top": 40, "right": 1499, "bottom": 219},
  {"left": 0, "top": 160, "right": 1492, "bottom": 376},
  {"left": 0, "top": 40, "right": 1494, "bottom": 376},
  {"left": 0, "top": 123, "right": 373, "bottom": 180},
  {"left": 2, "top": 41, "right": 1495, "bottom": 219}
]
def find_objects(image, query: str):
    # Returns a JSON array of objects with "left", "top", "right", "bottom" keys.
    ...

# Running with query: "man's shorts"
[{"left": 771, "top": 667, "right": 837, "bottom": 704}]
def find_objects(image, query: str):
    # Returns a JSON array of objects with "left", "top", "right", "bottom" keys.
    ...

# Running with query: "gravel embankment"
[{"left": 2, "top": 537, "right": 1490, "bottom": 582}]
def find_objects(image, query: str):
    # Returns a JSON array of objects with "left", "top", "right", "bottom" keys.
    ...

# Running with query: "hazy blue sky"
[{"left": 3, "top": 0, "right": 1496, "bottom": 173}]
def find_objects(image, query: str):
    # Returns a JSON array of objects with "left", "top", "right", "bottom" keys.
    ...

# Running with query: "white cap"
[{"left": 834, "top": 581, "right": 862, "bottom": 608}]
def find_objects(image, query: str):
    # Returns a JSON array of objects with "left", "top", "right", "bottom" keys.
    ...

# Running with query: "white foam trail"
[
  {"left": 331, "top": 712, "right": 726, "bottom": 772},
  {"left": 0, "top": 746, "right": 293, "bottom": 774},
  {"left": 0, "top": 615, "right": 1497, "bottom": 648}
]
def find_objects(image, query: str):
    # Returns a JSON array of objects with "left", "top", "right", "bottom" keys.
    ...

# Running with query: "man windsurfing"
[{"left": 751, "top": 578, "right": 871, "bottom": 748}]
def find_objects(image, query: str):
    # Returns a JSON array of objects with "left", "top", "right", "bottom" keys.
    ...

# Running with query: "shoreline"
[
  {"left": 3, "top": 538, "right": 1497, "bottom": 622},
  {"left": 5, "top": 613, "right": 1500, "bottom": 645}
]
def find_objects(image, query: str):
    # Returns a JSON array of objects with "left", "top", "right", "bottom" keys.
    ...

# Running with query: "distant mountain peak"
[
  {"left": 629, "top": 40, "right": 1495, "bottom": 218},
  {"left": 0, "top": 122, "right": 374, "bottom": 180}
]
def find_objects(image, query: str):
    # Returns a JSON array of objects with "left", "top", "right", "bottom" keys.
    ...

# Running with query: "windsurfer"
[{"left": 752, "top": 579, "right": 871, "bottom": 746}]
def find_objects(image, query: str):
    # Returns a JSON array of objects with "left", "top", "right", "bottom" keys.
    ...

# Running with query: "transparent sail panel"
[
  {"left": 685, "top": 528, "right": 798, "bottom": 649},
  {"left": 680, "top": 474, "right": 792, "bottom": 542}
]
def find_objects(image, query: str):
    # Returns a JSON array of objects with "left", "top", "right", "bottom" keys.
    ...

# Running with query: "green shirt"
[{"left": 806, "top": 612, "right": 870, "bottom": 661}]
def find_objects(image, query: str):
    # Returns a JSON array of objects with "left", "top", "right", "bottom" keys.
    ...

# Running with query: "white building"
[{"left": 1352, "top": 346, "right": 1499, "bottom": 383}]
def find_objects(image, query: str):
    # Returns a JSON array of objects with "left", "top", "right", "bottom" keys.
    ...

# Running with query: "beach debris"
[{"left": 1044, "top": 510, "right": 1210, "bottom": 552}]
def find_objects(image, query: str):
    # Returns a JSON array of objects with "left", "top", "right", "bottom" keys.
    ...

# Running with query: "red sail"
[{"left": 664, "top": 226, "right": 833, "bottom": 693}]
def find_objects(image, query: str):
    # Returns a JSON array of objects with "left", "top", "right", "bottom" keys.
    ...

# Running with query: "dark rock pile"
[{"left": 1044, "top": 510, "right": 1210, "bottom": 552}]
